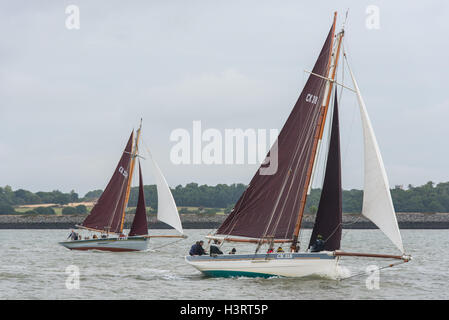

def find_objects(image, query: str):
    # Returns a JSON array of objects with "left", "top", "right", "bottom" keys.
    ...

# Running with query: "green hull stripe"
[{"left": 202, "top": 270, "right": 280, "bottom": 278}]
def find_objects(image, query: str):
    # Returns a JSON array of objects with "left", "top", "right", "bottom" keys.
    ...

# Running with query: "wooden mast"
[
  {"left": 290, "top": 13, "right": 343, "bottom": 252},
  {"left": 119, "top": 119, "right": 142, "bottom": 233}
]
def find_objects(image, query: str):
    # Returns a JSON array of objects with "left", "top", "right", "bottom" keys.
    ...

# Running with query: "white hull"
[
  {"left": 185, "top": 252, "right": 339, "bottom": 278},
  {"left": 59, "top": 236, "right": 149, "bottom": 252}
]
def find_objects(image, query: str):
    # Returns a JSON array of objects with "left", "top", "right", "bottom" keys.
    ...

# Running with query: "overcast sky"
[{"left": 1, "top": 1, "right": 448, "bottom": 196}]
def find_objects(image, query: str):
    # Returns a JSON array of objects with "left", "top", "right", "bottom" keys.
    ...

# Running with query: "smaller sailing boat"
[
  {"left": 59, "top": 121, "right": 185, "bottom": 252},
  {"left": 186, "top": 12, "right": 411, "bottom": 278}
]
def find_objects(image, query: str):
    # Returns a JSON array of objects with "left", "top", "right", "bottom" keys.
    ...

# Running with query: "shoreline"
[{"left": 1, "top": 212, "right": 449, "bottom": 229}]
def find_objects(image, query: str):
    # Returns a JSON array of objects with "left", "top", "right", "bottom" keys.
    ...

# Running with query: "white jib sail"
[
  {"left": 148, "top": 153, "right": 184, "bottom": 234},
  {"left": 347, "top": 61, "right": 404, "bottom": 254}
]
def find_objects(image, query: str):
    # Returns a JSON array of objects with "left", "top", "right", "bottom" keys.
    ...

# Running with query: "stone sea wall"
[{"left": 1, "top": 212, "right": 449, "bottom": 229}]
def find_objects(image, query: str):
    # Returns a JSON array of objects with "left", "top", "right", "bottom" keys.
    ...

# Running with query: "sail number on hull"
[{"left": 276, "top": 253, "right": 293, "bottom": 259}]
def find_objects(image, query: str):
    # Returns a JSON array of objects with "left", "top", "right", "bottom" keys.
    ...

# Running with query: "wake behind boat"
[
  {"left": 186, "top": 12, "right": 411, "bottom": 278},
  {"left": 59, "top": 120, "right": 186, "bottom": 252}
]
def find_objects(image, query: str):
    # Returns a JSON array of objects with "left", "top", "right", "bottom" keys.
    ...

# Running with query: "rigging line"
[
  {"left": 340, "top": 92, "right": 358, "bottom": 174},
  {"left": 319, "top": 88, "right": 336, "bottom": 189},
  {"left": 312, "top": 85, "right": 336, "bottom": 191},
  {"left": 337, "top": 260, "right": 407, "bottom": 281},
  {"left": 342, "top": 9, "right": 349, "bottom": 32},
  {"left": 342, "top": 214, "right": 364, "bottom": 226},
  {"left": 338, "top": 42, "right": 345, "bottom": 106},
  {"left": 150, "top": 237, "right": 185, "bottom": 251},
  {"left": 140, "top": 136, "right": 154, "bottom": 160},
  {"left": 339, "top": 214, "right": 365, "bottom": 243},
  {"left": 340, "top": 40, "right": 356, "bottom": 167}
]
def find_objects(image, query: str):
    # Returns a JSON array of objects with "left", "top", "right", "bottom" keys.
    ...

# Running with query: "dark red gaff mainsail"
[
  {"left": 81, "top": 131, "right": 134, "bottom": 233},
  {"left": 216, "top": 23, "right": 335, "bottom": 240},
  {"left": 308, "top": 89, "right": 342, "bottom": 251},
  {"left": 129, "top": 161, "right": 149, "bottom": 236}
]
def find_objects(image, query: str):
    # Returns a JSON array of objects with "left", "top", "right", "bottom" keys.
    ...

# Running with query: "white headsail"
[
  {"left": 347, "top": 58, "right": 404, "bottom": 254},
  {"left": 148, "top": 153, "right": 184, "bottom": 234}
]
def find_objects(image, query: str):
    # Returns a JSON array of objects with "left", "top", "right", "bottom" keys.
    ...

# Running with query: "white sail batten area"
[
  {"left": 346, "top": 58, "right": 404, "bottom": 254},
  {"left": 148, "top": 153, "right": 184, "bottom": 235}
]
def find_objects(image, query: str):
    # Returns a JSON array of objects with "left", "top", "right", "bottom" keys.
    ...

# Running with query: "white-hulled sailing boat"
[
  {"left": 185, "top": 12, "right": 411, "bottom": 278},
  {"left": 59, "top": 121, "right": 186, "bottom": 252}
]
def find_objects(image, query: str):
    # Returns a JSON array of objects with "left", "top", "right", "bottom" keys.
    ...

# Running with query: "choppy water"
[{"left": 0, "top": 229, "right": 447, "bottom": 299}]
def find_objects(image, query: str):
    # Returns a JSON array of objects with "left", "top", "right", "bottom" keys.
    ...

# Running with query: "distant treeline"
[
  {"left": 1, "top": 181, "right": 448, "bottom": 214},
  {"left": 0, "top": 187, "right": 80, "bottom": 206},
  {"left": 126, "top": 183, "right": 248, "bottom": 213}
]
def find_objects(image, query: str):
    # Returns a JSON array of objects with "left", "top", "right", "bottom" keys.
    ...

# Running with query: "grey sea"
[{"left": 0, "top": 229, "right": 447, "bottom": 300}]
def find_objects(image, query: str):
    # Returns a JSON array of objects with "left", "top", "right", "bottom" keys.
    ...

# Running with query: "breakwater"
[{"left": 1, "top": 213, "right": 449, "bottom": 229}]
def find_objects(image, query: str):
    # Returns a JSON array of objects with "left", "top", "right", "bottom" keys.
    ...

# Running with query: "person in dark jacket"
[
  {"left": 189, "top": 241, "right": 207, "bottom": 256},
  {"left": 209, "top": 240, "right": 223, "bottom": 256},
  {"left": 189, "top": 241, "right": 199, "bottom": 255},
  {"left": 310, "top": 234, "right": 325, "bottom": 252}
]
